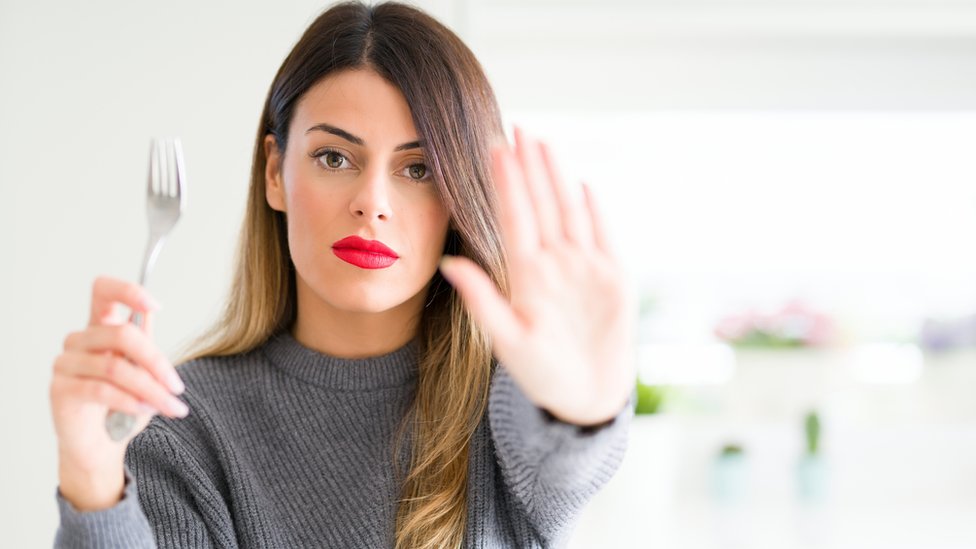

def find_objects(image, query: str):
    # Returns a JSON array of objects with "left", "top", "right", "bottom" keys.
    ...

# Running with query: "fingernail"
[
  {"left": 137, "top": 403, "right": 158, "bottom": 416},
  {"left": 168, "top": 372, "right": 186, "bottom": 395},
  {"left": 170, "top": 399, "right": 189, "bottom": 418}
]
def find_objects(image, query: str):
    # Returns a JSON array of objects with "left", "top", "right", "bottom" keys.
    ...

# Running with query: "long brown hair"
[{"left": 180, "top": 2, "right": 506, "bottom": 547}]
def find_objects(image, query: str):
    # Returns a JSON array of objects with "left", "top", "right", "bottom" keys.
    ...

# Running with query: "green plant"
[
  {"left": 720, "top": 444, "right": 744, "bottom": 457},
  {"left": 731, "top": 330, "right": 807, "bottom": 349},
  {"left": 639, "top": 293, "right": 658, "bottom": 318},
  {"left": 634, "top": 380, "right": 665, "bottom": 415},
  {"left": 805, "top": 410, "right": 821, "bottom": 455}
]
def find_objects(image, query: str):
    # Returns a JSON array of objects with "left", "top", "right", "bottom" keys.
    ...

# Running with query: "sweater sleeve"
[
  {"left": 54, "top": 426, "right": 236, "bottom": 549},
  {"left": 54, "top": 465, "right": 155, "bottom": 549},
  {"left": 488, "top": 364, "right": 633, "bottom": 545}
]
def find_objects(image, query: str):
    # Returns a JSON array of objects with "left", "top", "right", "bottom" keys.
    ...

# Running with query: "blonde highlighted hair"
[{"left": 180, "top": 3, "right": 506, "bottom": 547}]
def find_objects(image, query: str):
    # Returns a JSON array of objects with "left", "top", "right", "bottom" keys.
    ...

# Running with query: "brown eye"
[
  {"left": 407, "top": 163, "right": 428, "bottom": 180},
  {"left": 323, "top": 151, "right": 345, "bottom": 169}
]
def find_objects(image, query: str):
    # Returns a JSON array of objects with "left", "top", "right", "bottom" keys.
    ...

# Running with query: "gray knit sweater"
[{"left": 54, "top": 331, "right": 631, "bottom": 548}]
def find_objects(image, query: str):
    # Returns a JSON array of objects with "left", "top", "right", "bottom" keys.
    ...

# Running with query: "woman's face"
[{"left": 264, "top": 68, "right": 450, "bottom": 318}]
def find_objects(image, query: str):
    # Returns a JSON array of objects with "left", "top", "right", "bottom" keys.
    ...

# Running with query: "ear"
[{"left": 264, "top": 134, "right": 286, "bottom": 213}]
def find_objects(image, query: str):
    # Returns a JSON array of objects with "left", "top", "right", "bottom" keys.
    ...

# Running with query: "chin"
[
  {"left": 298, "top": 264, "right": 428, "bottom": 316},
  {"left": 319, "top": 286, "right": 421, "bottom": 315}
]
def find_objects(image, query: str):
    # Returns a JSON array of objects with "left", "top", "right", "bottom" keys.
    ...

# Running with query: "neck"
[{"left": 291, "top": 277, "right": 425, "bottom": 359}]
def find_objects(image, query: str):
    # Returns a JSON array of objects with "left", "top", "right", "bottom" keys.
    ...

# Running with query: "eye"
[
  {"left": 324, "top": 151, "right": 344, "bottom": 168},
  {"left": 311, "top": 148, "right": 350, "bottom": 171},
  {"left": 403, "top": 163, "right": 431, "bottom": 181}
]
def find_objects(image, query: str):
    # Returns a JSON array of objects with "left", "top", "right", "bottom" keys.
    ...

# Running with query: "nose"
[{"left": 349, "top": 165, "right": 392, "bottom": 221}]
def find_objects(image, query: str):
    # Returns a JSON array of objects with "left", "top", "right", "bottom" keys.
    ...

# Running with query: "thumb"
[
  {"left": 141, "top": 310, "right": 154, "bottom": 339},
  {"left": 127, "top": 309, "right": 154, "bottom": 338},
  {"left": 438, "top": 256, "right": 521, "bottom": 351}
]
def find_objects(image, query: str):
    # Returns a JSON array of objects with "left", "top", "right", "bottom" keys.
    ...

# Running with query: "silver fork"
[{"left": 105, "top": 138, "right": 187, "bottom": 442}]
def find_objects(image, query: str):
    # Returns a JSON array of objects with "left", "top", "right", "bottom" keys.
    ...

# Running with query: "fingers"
[
  {"left": 90, "top": 276, "right": 160, "bottom": 327},
  {"left": 142, "top": 309, "right": 154, "bottom": 338},
  {"left": 496, "top": 128, "right": 594, "bottom": 254},
  {"left": 539, "top": 141, "right": 591, "bottom": 247},
  {"left": 514, "top": 127, "right": 561, "bottom": 246},
  {"left": 53, "top": 351, "right": 189, "bottom": 418},
  {"left": 582, "top": 183, "right": 612, "bottom": 255},
  {"left": 439, "top": 256, "right": 522, "bottom": 351},
  {"left": 130, "top": 309, "right": 155, "bottom": 339},
  {"left": 63, "top": 323, "right": 185, "bottom": 396},
  {"left": 51, "top": 375, "right": 157, "bottom": 417},
  {"left": 492, "top": 147, "right": 538, "bottom": 260}
]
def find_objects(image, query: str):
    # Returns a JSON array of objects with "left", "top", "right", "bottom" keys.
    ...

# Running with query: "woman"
[{"left": 50, "top": 2, "right": 635, "bottom": 547}]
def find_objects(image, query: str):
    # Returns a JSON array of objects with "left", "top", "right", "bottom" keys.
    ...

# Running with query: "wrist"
[
  {"left": 541, "top": 404, "right": 622, "bottom": 431},
  {"left": 542, "top": 408, "right": 617, "bottom": 434},
  {"left": 58, "top": 458, "right": 126, "bottom": 512}
]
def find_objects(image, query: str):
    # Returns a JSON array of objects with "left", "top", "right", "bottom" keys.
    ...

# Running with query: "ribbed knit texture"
[{"left": 54, "top": 332, "right": 631, "bottom": 548}]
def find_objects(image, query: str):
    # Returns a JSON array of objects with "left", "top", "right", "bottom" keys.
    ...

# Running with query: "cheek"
[
  {"left": 284, "top": 168, "right": 313, "bottom": 212},
  {"left": 283, "top": 181, "right": 336, "bottom": 261},
  {"left": 420, "top": 203, "right": 451, "bottom": 256},
  {"left": 285, "top": 174, "right": 335, "bottom": 226}
]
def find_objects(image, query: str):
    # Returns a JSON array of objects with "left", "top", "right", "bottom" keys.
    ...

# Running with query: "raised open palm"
[{"left": 440, "top": 127, "right": 635, "bottom": 426}]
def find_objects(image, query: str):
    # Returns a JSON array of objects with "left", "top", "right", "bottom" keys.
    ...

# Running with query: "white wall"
[
  {"left": 3, "top": 0, "right": 975, "bottom": 546},
  {"left": 0, "top": 1, "right": 453, "bottom": 543}
]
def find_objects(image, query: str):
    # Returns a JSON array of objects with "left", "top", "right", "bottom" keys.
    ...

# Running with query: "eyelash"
[{"left": 310, "top": 147, "right": 432, "bottom": 182}]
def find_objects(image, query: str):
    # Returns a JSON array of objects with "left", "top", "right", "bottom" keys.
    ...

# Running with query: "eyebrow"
[{"left": 305, "top": 123, "right": 423, "bottom": 152}]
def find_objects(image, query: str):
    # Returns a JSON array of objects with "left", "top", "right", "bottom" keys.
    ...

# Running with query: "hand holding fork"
[{"left": 50, "top": 138, "right": 189, "bottom": 510}]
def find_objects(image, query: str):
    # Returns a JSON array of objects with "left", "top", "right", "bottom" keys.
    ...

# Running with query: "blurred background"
[{"left": 2, "top": 0, "right": 975, "bottom": 547}]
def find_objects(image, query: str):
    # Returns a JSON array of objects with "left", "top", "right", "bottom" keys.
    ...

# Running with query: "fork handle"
[{"left": 105, "top": 234, "right": 168, "bottom": 442}]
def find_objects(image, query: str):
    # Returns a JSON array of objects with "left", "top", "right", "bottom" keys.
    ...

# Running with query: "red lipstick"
[{"left": 331, "top": 236, "right": 399, "bottom": 269}]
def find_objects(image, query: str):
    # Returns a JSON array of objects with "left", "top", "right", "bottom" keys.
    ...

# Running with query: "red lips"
[{"left": 331, "top": 236, "right": 399, "bottom": 269}]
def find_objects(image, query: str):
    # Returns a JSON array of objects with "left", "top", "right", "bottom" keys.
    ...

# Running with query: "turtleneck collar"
[{"left": 260, "top": 331, "right": 420, "bottom": 391}]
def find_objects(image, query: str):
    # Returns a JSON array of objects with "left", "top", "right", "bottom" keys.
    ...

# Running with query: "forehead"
[{"left": 291, "top": 68, "right": 419, "bottom": 144}]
